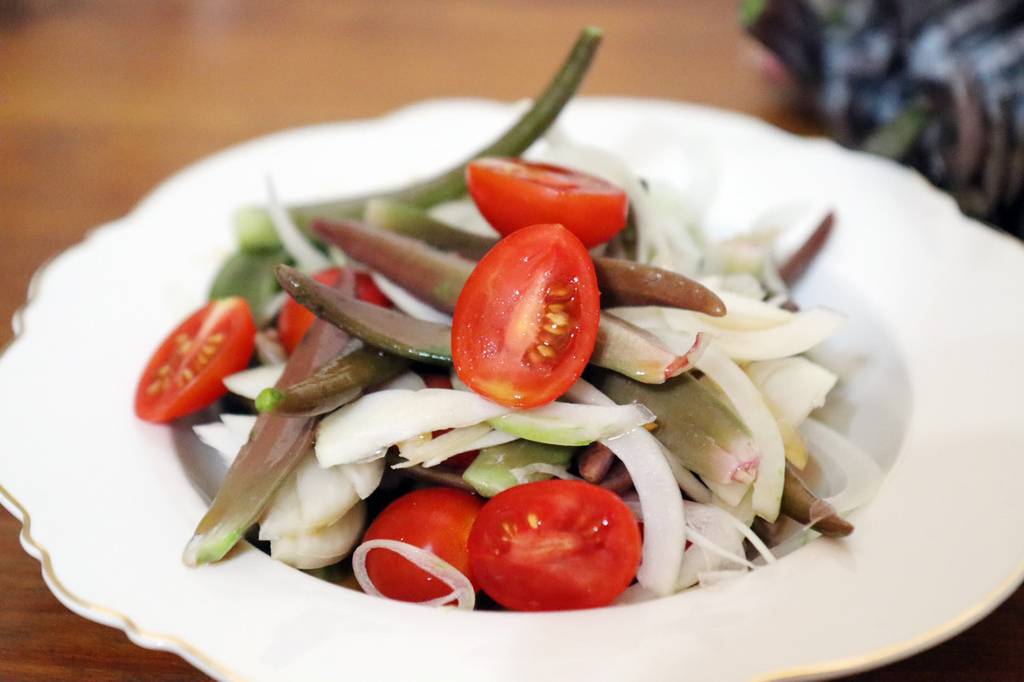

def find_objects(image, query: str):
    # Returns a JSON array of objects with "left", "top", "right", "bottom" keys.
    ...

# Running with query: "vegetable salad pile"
[{"left": 135, "top": 27, "right": 882, "bottom": 611}]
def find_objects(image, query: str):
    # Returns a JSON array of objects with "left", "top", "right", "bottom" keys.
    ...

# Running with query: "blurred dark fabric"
[{"left": 745, "top": 0, "right": 1024, "bottom": 237}]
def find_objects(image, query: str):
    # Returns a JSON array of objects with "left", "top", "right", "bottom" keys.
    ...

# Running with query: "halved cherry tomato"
[
  {"left": 420, "top": 373, "right": 478, "bottom": 468},
  {"left": 134, "top": 297, "right": 256, "bottom": 423},
  {"left": 278, "top": 267, "right": 392, "bottom": 352},
  {"left": 467, "top": 480, "right": 641, "bottom": 611},
  {"left": 362, "top": 488, "right": 483, "bottom": 603},
  {"left": 452, "top": 223, "right": 600, "bottom": 408},
  {"left": 466, "top": 157, "right": 628, "bottom": 247}
]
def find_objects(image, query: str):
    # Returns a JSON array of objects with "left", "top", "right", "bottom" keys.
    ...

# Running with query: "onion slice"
[
  {"left": 395, "top": 424, "right": 513, "bottom": 469},
  {"left": 658, "top": 443, "right": 712, "bottom": 503},
  {"left": 566, "top": 379, "right": 685, "bottom": 597},
  {"left": 270, "top": 502, "right": 366, "bottom": 570},
  {"left": 510, "top": 462, "right": 580, "bottom": 484},
  {"left": 610, "top": 306, "right": 845, "bottom": 362},
  {"left": 223, "top": 364, "right": 285, "bottom": 400},
  {"left": 265, "top": 176, "right": 331, "bottom": 272},
  {"left": 370, "top": 273, "right": 452, "bottom": 324},
  {"left": 746, "top": 357, "right": 837, "bottom": 426},
  {"left": 697, "top": 344, "right": 785, "bottom": 522},
  {"left": 801, "top": 418, "right": 883, "bottom": 514},
  {"left": 352, "top": 539, "right": 475, "bottom": 610},
  {"left": 194, "top": 415, "right": 255, "bottom": 465}
]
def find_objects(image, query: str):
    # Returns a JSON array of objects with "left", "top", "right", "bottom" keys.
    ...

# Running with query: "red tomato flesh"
[
  {"left": 452, "top": 223, "right": 600, "bottom": 409},
  {"left": 355, "top": 271, "right": 392, "bottom": 308},
  {"left": 278, "top": 267, "right": 391, "bottom": 352},
  {"left": 466, "top": 157, "right": 628, "bottom": 247},
  {"left": 467, "top": 480, "right": 642, "bottom": 611},
  {"left": 134, "top": 297, "right": 256, "bottom": 423},
  {"left": 362, "top": 487, "right": 483, "bottom": 603}
]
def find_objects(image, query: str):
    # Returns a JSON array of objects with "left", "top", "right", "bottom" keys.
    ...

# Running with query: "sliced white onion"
[
  {"left": 566, "top": 379, "right": 685, "bottom": 597},
  {"left": 352, "top": 539, "right": 475, "bottom": 610},
  {"left": 537, "top": 133, "right": 703, "bottom": 275},
  {"left": 510, "top": 462, "right": 579, "bottom": 484},
  {"left": 341, "top": 459, "right": 385, "bottom": 500},
  {"left": 375, "top": 371, "right": 427, "bottom": 392},
  {"left": 714, "top": 488, "right": 756, "bottom": 526},
  {"left": 395, "top": 423, "right": 493, "bottom": 468},
  {"left": 316, "top": 389, "right": 508, "bottom": 466},
  {"left": 611, "top": 306, "right": 846, "bottom": 362},
  {"left": 754, "top": 200, "right": 833, "bottom": 266},
  {"left": 712, "top": 291, "right": 794, "bottom": 329},
  {"left": 260, "top": 452, "right": 360, "bottom": 540},
  {"left": 746, "top": 357, "right": 838, "bottom": 426},
  {"left": 801, "top": 418, "right": 883, "bottom": 514},
  {"left": 706, "top": 478, "right": 751, "bottom": 508},
  {"left": 426, "top": 197, "right": 497, "bottom": 237},
  {"left": 658, "top": 443, "right": 713, "bottom": 503},
  {"left": 270, "top": 502, "right": 366, "bottom": 570},
  {"left": 697, "top": 344, "right": 785, "bottom": 522},
  {"left": 221, "top": 413, "right": 257, "bottom": 439},
  {"left": 490, "top": 401, "right": 655, "bottom": 446},
  {"left": 678, "top": 501, "right": 749, "bottom": 589},
  {"left": 369, "top": 273, "right": 452, "bottom": 324},
  {"left": 265, "top": 176, "right": 331, "bottom": 272},
  {"left": 194, "top": 422, "right": 245, "bottom": 465},
  {"left": 699, "top": 273, "right": 767, "bottom": 302},
  {"left": 194, "top": 414, "right": 257, "bottom": 464},
  {"left": 421, "top": 429, "right": 516, "bottom": 468},
  {"left": 223, "top": 364, "right": 285, "bottom": 400},
  {"left": 686, "top": 528, "right": 755, "bottom": 570}
]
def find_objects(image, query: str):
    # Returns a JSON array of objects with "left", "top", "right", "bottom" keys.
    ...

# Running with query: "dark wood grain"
[{"left": 0, "top": 1, "right": 1020, "bottom": 680}]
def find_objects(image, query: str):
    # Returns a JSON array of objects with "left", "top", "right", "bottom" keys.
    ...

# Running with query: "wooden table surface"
[{"left": 1, "top": 1, "right": 1020, "bottom": 680}]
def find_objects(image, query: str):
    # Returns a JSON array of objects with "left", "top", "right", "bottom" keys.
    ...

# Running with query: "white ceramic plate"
[{"left": 2, "top": 99, "right": 1023, "bottom": 682}]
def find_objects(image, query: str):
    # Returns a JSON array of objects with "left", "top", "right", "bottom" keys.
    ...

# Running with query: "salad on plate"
[{"left": 134, "top": 26, "right": 883, "bottom": 612}]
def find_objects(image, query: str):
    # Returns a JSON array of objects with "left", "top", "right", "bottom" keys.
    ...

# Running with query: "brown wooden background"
[{"left": 1, "top": 1, "right": 1020, "bottom": 680}]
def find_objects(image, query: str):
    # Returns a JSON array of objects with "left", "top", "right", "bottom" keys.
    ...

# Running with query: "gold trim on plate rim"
[{"left": 1, "top": 172, "right": 1022, "bottom": 682}]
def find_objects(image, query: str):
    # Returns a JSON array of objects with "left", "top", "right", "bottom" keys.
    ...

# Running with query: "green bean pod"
[
  {"left": 277, "top": 265, "right": 453, "bottom": 363},
  {"left": 592, "top": 370, "right": 760, "bottom": 485},
  {"left": 185, "top": 273, "right": 358, "bottom": 566},
  {"left": 256, "top": 347, "right": 408, "bottom": 417},
  {"left": 313, "top": 220, "right": 472, "bottom": 312},
  {"left": 208, "top": 249, "right": 287, "bottom": 324},
  {"left": 781, "top": 463, "right": 854, "bottom": 537},
  {"left": 364, "top": 198, "right": 726, "bottom": 316},
  {"left": 233, "top": 26, "right": 604, "bottom": 242}
]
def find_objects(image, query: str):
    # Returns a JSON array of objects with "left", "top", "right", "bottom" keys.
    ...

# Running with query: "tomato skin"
[
  {"left": 466, "top": 158, "right": 628, "bottom": 247},
  {"left": 134, "top": 297, "right": 256, "bottom": 423},
  {"left": 278, "top": 268, "right": 391, "bottom": 352},
  {"left": 362, "top": 488, "right": 483, "bottom": 603},
  {"left": 452, "top": 223, "right": 600, "bottom": 409},
  {"left": 467, "top": 480, "right": 641, "bottom": 611},
  {"left": 355, "top": 272, "right": 392, "bottom": 308}
]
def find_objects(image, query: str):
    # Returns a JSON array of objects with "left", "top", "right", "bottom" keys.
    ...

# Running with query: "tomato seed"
[{"left": 535, "top": 343, "right": 557, "bottom": 359}]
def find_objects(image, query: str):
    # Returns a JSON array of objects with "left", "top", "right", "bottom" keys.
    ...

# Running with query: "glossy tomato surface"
[
  {"left": 134, "top": 297, "right": 256, "bottom": 423},
  {"left": 278, "top": 267, "right": 391, "bottom": 352},
  {"left": 466, "top": 157, "right": 628, "bottom": 247},
  {"left": 451, "top": 223, "right": 600, "bottom": 408},
  {"left": 468, "top": 480, "right": 642, "bottom": 611},
  {"left": 362, "top": 487, "right": 483, "bottom": 603}
]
